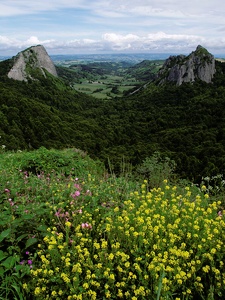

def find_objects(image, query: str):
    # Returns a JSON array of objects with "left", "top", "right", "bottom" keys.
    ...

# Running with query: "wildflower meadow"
[{"left": 0, "top": 147, "right": 224, "bottom": 299}]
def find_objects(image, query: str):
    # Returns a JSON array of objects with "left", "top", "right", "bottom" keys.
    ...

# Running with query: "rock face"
[
  {"left": 157, "top": 45, "right": 216, "bottom": 86},
  {"left": 8, "top": 45, "right": 57, "bottom": 81}
]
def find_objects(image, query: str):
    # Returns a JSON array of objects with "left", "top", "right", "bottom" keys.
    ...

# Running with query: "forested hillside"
[{"left": 1, "top": 55, "right": 225, "bottom": 183}]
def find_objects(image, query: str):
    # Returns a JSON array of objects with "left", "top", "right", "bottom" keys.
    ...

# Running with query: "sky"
[{"left": 1, "top": 0, "right": 225, "bottom": 56}]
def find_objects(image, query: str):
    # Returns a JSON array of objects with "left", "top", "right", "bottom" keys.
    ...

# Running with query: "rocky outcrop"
[
  {"left": 157, "top": 45, "right": 216, "bottom": 86},
  {"left": 8, "top": 45, "right": 57, "bottom": 81}
]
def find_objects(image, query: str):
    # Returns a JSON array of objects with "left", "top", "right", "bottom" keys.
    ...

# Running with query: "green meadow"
[
  {"left": 55, "top": 59, "right": 160, "bottom": 99},
  {"left": 74, "top": 75, "right": 137, "bottom": 99},
  {"left": 0, "top": 147, "right": 224, "bottom": 299}
]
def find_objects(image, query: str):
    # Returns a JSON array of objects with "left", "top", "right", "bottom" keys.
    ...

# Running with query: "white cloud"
[
  {"left": 101, "top": 32, "right": 205, "bottom": 52},
  {"left": 104, "top": 0, "right": 224, "bottom": 16},
  {"left": 0, "top": 35, "right": 55, "bottom": 52},
  {"left": 0, "top": 0, "right": 85, "bottom": 16},
  {"left": 1, "top": 0, "right": 223, "bottom": 19},
  {"left": 103, "top": 33, "right": 140, "bottom": 43},
  {"left": 0, "top": 1, "right": 225, "bottom": 55},
  {"left": 0, "top": 32, "right": 224, "bottom": 56}
]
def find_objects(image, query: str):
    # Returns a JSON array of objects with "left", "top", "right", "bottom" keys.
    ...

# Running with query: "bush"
[{"left": 136, "top": 152, "right": 176, "bottom": 188}]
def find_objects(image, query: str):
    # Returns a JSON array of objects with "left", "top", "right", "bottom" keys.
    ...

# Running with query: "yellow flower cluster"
[{"left": 30, "top": 181, "right": 225, "bottom": 299}]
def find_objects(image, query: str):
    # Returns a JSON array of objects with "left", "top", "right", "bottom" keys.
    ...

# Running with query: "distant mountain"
[
  {"left": 6, "top": 45, "right": 58, "bottom": 81},
  {"left": 156, "top": 45, "right": 216, "bottom": 85}
]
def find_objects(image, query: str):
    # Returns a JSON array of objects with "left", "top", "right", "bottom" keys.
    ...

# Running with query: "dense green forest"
[{"left": 1, "top": 58, "right": 225, "bottom": 183}]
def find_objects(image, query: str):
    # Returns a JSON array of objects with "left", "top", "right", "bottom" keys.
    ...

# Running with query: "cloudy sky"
[{"left": 0, "top": 0, "right": 225, "bottom": 56}]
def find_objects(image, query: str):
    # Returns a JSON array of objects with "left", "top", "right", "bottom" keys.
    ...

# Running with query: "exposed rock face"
[
  {"left": 8, "top": 45, "right": 57, "bottom": 81},
  {"left": 157, "top": 45, "right": 216, "bottom": 86}
]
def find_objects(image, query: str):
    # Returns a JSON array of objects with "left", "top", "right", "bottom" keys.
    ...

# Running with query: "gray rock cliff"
[
  {"left": 157, "top": 45, "right": 216, "bottom": 86},
  {"left": 8, "top": 45, "right": 57, "bottom": 81}
]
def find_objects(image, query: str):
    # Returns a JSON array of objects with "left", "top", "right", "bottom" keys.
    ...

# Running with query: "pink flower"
[
  {"left": 81, "top": 222, "right": 92, "bottom": 229},
  {"left": 55, "top": 208, "right": 63, "bottom": 217},
  {"left": 71, "top": 190, "right": 80, "bottom": 199},
  {"left": 218, "top": 211, "right": 223, "bottom": 217},
  {"left": 74, "top": 184, "right": 82, "bottom": 190},
  {"left": 4, "top": 188, "right": 10, "bottom": 193},
  {"left": 9, "top": 199, "right": 14, "bottom": 206},
  {"left": 55, "top": 211, "right": 61, "bottom": 217},
  {"left": 23, "top": 171, "right": 29, "bottom": 178}
]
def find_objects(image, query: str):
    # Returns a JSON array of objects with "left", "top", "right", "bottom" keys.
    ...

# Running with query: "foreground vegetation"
[{"left": 0, "top": 148, "right": 224, "bottom": 299}]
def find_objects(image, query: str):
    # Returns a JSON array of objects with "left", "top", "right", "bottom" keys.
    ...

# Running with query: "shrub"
[{"left": 136, "top": 152, "right": 176, "bottom": 188}]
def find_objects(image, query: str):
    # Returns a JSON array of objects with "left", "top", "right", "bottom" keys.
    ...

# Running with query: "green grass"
[
  {"left": 56, "top": 59, "right": 162, "bottom": 99},
  {"left": 74, "top": 75, "right": 137, "bottom": 99},
  {"left": 0, "top": 148, "right": 224, "bottom": 299}
]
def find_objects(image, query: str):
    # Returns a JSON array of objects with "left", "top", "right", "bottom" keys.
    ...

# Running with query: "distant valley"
[{"left": 52, "top": 53, "right": 166, "bottom": 99}]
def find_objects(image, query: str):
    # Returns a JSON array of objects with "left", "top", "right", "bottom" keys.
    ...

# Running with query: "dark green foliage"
[
  {"left": 56, "top": 61, "right": 134, "bottom": 84},
  {"left": 0, "top": 58, "right": 14, "bottom": 76},
  {"left": 126, "top": 59, "right": 164, "bottom": 81},
  {"left": 1, "top": 58, "right": 225, "bottom": 183},
  {"left": 136, "top": 152, "right": 176, "bottom": 188},
  {"left": 18, "top": 147, "right": 104, "bottom": 177}
]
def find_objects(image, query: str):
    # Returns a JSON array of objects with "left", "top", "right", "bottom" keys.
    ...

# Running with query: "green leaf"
[
  {"left": 0, "top": 266, "right": 4, "bottom": 276},
  {"left": 37, "top": 224, "right": 48, "bottom": 232},
  {"left": 16, "top": 233, "right": 28, "bottom": 242},
  {"left": 22, "top": 214, "right": 34, "bottom": 220},
  {"left": 0, "top": 250, "right": 7, "bottom": 262},
  {"left": 1, "top": 256, "right": 17, "bottom": 269},
  {"left": 0, "top": 228, "right": 11, "bottom": 243},
  {"left": 0, "top": 219, "right": 10, "bottom": 226},
  {"left": 25, "top": 237, "right": 38, "bottom": 249},
  {"left": 14, "top": 265, "right": 24, "bottom": 272},
  {"left": 11, "top": 283, "right": 24, "bottom": 300}
]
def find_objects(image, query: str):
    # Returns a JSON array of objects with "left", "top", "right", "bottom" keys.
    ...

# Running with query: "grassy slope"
[{"left": 0, "top": 148, "right": 225, "bottom": 299}]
